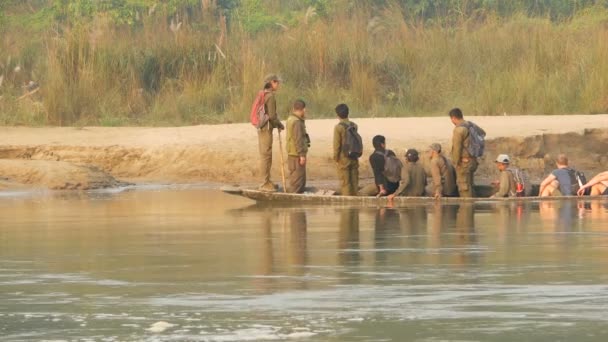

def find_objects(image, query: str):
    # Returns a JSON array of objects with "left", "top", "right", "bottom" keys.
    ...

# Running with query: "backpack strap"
[{"left": 339, "top": 122, "right": 355, "bottom": 130}]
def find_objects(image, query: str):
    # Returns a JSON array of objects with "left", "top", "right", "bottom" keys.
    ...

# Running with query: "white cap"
[{"left": 495, "top": 154, "right": 511, "bottom": 164}]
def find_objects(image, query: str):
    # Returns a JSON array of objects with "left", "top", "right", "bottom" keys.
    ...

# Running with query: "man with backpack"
[
  {"left": 539, "top": 154, "right": 583, "bottom": 197},
  {"left": 388, "top": 149, "right": 426, "bottom": 199},
  {"left": 254, "top": 74, "right": 285, "bottom": 192},
  {"left": 333, "top": 103, "right": 362, "bottom": 196},
  {"left": 426, "top": 143, "right": 457, "bottom": 198},
  {"left": 449, "top": 108, "right": 486, "bottom": 198},
  {"left": 360, "top": 135, "right": 401, "bottom": 197}
]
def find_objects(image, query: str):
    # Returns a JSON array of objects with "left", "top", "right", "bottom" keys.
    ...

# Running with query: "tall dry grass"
[{"left": 1, "top": 4, "right": 607, "bottom": 126}]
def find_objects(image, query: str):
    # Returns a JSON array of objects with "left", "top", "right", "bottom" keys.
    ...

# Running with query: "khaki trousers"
[
  {"left": 337, "top": 162, "right": 359, "bottom": 196},
  {"left": 258, "top": 127, "right": 274, "bottom": 185},
  {"left": 455, "top": 158, "right": 478, "bottom": 198},
  {"left": 287, "top": 156, "right": 306, "bottom": 194}
]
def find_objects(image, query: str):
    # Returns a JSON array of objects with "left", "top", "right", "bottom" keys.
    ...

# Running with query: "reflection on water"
[{"left": 2, "top": 189, "right": 608, "bottom": 341}]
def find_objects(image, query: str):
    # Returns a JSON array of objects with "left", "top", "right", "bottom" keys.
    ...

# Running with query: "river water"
[{"left": 1, "top": 188, "right": 608, "bottom": 341}]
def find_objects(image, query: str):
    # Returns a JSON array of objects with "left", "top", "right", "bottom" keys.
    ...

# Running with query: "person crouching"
[
  {"left": 388, "top": 149, "right": 426, "bottom": 200},
  {"left": 491, "top": 154, "right": 517, "bottom": 198}
]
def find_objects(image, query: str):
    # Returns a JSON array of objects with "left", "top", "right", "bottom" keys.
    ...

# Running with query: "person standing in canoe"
[
  {"left": 256, "top": 74, "right": 285, "bottom": 192},
  {"left": 449, "top": 108, "right": 486, "bottom": 197},
  {"left": 286, "top": 99, "right": 310, "bottom": 194},
  {"left": 333, "top": 103, "right": 362, "bottom": 196}
]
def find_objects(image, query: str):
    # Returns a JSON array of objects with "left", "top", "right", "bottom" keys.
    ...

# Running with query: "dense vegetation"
[{"left": 1, "top": 0, "right": 608, "bottom": 126}]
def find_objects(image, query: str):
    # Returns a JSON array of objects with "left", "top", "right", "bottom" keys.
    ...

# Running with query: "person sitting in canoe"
[
  {"left": 360, "top": 135, "right": 402, "bottom": 197},
  {"left": 577, "top": 171, "right": 608, "bottom": 196},
  {"left": 425, "top": 143, "right": 457, "bottom": 199},
  {"left": 388, "top": 149, "right": 426, "bottom": 200},
  {"left": 490, "top": 154, "right": 525, "bottom": 198},
  {"left": 539, "top": 154, "right": 581, "bottom": 197}
]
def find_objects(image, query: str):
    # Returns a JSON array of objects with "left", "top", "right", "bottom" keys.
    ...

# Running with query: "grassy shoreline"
[{"left": 1, "top": 2, "right": 607, "bottom": 126}]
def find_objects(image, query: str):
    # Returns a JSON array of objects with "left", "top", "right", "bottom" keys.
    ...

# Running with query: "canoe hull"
[{"left": 222, "top": 187, "right": 607, "bottom": 206}]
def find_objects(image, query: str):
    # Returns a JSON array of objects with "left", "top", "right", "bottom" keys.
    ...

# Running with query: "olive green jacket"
[
  {"left": 451, "top": 120, "right": 486, "bottom": 164},
  {"left": 429, "top": 155, "right": 457, "bottom": 196},
  {"left": 286, "top": 114, "right": 308, "bottom": 157},
  {"left": 395, "top": 161, "right": 426, "bottom": 196}
]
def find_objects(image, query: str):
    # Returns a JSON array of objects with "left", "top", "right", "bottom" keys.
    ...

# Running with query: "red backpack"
[{"left": 250, "top": 90, "right": 269, "bottom": 129}]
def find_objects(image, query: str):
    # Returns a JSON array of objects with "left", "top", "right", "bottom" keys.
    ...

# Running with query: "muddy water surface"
[{"left": 2, "top": 188, "right": 608, "bottom": 341}]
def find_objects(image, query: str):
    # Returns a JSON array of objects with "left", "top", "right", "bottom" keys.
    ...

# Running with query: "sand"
[{"left": 0, "top": 114, "right": 607, "bottom": 189}]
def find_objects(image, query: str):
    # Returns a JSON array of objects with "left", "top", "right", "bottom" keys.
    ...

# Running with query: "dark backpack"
[
  {"left": 340, "top": 122, "right": 363, "bottom": 159},
  {"left": 460, "top": 121, "right": 486, "bottom": 158},
  {"left": 375, "top": 150, "right": 403, "bottom": 183},
  {"left": 562, "top": 168, "right": 586, "bottom": 196},
  {"left": 569, "top": 169, "right": 589, "bottom": 196}
]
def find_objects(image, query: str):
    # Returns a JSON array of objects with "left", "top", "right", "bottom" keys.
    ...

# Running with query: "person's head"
[
  {"left": 556, "top": 153, "right": 569, "bottom": 167},
  {"left": 335, "top": 103, "right": 349, "bottom": 119},
  {"left": 449, "top": 107, "right": 464, "bottom": 126},
  {"left": 495, "top": 154, "right": 510, "bottom": 171},
  {"left": 263, "top": 74, "right": 281, "bottom": 91},
  {"left": 405, "top": 148, "right": 419, "bottom": 163},
  {"left": 372, "top": 135, "right": 386, "bottom": 150},
  {"left": 429, "top": 143, "right": 442, "bottom": 157},
  {"left": 293, "top": 99, "right": 306, "bottom": 117}
]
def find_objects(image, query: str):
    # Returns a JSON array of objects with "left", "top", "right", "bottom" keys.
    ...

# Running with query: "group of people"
[{"left": 255, "top": 74, "right": 608, "bottom": 198}]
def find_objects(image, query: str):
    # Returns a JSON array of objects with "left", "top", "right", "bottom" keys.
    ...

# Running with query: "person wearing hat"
[
  {"left": 359, "top": 135, "right": 400, "bottom": 197},
  {"left": 425, "top": 143, "right": 457, "bottom": 198},
  {"left": 491, "top": 154, "right": 518, "bottom": 198},
  {"left": 388, "top": 148, "right": 426, "bottom": 199},
  {"left": 258, "top": 74, "right": 285, "bottom": 192}
]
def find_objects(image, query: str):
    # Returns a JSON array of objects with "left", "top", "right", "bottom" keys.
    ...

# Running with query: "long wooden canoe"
[{"left": 222, "top": 186, "right": 608, "bottom": 206}]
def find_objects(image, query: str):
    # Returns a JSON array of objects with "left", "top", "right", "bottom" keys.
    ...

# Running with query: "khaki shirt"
[
  {"left": 496, "top": 169, "right": 517, "bottom": 197},
  {"left": 286, "top": 114, "right": 308, "bottom": 157},
  {"left": 263, "top": 92, "right": 283, "bottom": 129},
  {"left": 429, "top": 155, "right": 457, "bottom": 196},
  {"left": 333, "top": 119, "right": 358, "bottom": 167},
  {"left": 395, "top": 161, "right": 426, "bottom": 196}
]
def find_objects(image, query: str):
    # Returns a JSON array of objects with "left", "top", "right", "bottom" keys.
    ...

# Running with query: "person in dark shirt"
[{"left": 359, "top": 135, "right": 400, "bottom": 197}]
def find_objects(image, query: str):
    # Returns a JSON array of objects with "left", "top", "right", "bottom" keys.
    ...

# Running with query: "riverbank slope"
[{"left": 1, "top": 115, "right": 607, "bottom": 189}]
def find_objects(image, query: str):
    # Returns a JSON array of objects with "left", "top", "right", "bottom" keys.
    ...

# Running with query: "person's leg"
[
  {"left": 540, "top": 180, "right": 559, "bottom": 197},
  {"left": 258, "top": 127, "right": 273, "bottom": 189},
  {"left": 456, "top": 161, "right": 473, "bottom": 198},
  {"left": 291, "top": 158, "right": 306, "bottom": 194},
  {"left": 300, "top": 161, "right": 307, "bottom": 194},
  {"left": 469, "top": 159, "right": 478, "bottom": 197},
  {"left": 590, "top": 182, "right": 608, "bottom": 196},
  {"left": 358, "top": 183, "right": 379, "bottom": 196},
  {"left": 286, "top": 156, "right": 297, "bottom": 193},
  {"left": 351, "top": 163, "right": 359, "bottom": 196},
  {"left": 337, "top": 165, "right": 351, "bottom": 196}
]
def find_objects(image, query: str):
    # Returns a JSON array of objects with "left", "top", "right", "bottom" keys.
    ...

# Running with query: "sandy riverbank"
[{"left": 1, "top": 115, "right": 607, "bottom": 190}]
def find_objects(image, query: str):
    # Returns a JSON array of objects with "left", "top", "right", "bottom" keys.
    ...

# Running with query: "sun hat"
[{"left": 495, "top": 154, "right": 511, "bottom": 164}]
